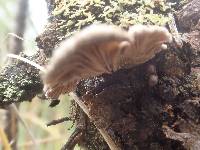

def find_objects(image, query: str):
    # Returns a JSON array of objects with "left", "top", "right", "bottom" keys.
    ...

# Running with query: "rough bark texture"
[
  {"left": 0, "top": 52, "right": 44, "bottom": 107},
  {"left": 74, "top": 42, "right": 200, "bottom": 149},
  {"left": 0, "top": 0, "right": 200, "bottom": 150},
  {"left": 176, "top": 0, "right": 200, "bottom": 32},
  {"left": 72, "top": 0, "right": 200, "bottom": 149}
]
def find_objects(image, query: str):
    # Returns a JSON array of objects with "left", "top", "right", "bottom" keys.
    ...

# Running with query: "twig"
[
  {"left": 10, "top": 104, "right": 38, "bottom": 150},
  {"left": 7, "top": 53, "right": 46, "bottom": 72},
  {"left": 47, "top": 117, "right": 72, "bottom": 126},
  {"left": 168, "top": 13, "right": 183, "bottom": 48},
  {"left": 8, "top": 33, "right": 24, "bottom": 41},
  {"left": 61, "top": 128, "right": 83, "bottom": 150},
  {"left": 61, "top": 109, "right": 86, "bottom": 150},
  {"left": 69, "top": 92, "right": 121, "bottom": 150}
]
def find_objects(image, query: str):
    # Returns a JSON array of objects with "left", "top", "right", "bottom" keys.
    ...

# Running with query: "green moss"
[
  {"left": 51, "top": 0, "right": 171, "bottom": 37},
  {"left": 0, "top": 60, "right": 43, "bottom": 104}
]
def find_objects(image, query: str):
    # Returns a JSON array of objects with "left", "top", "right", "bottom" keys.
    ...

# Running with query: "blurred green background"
[{"left": 0, "top": 0, "right": 79, "bottom": 149}]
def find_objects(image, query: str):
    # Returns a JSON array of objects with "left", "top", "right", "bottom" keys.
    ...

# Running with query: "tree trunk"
[{"left": 0, "top": 0, "right": 200, "bottom": 150}]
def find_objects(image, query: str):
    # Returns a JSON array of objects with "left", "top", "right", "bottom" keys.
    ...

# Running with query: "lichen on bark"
[
  {"left": 0, "top": 52, "right": 44, "bottom": 106},
  {"left": 37, "top": 0, "right": 171, "bottom": 56}
]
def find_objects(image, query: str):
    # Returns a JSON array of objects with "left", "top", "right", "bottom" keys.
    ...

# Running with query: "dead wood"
[
  {"left": 176, "top": 0, "right": 200, "bottom": 32},
  {"left": 0, "top": 0, "right": 200, "bottom": 149}
]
